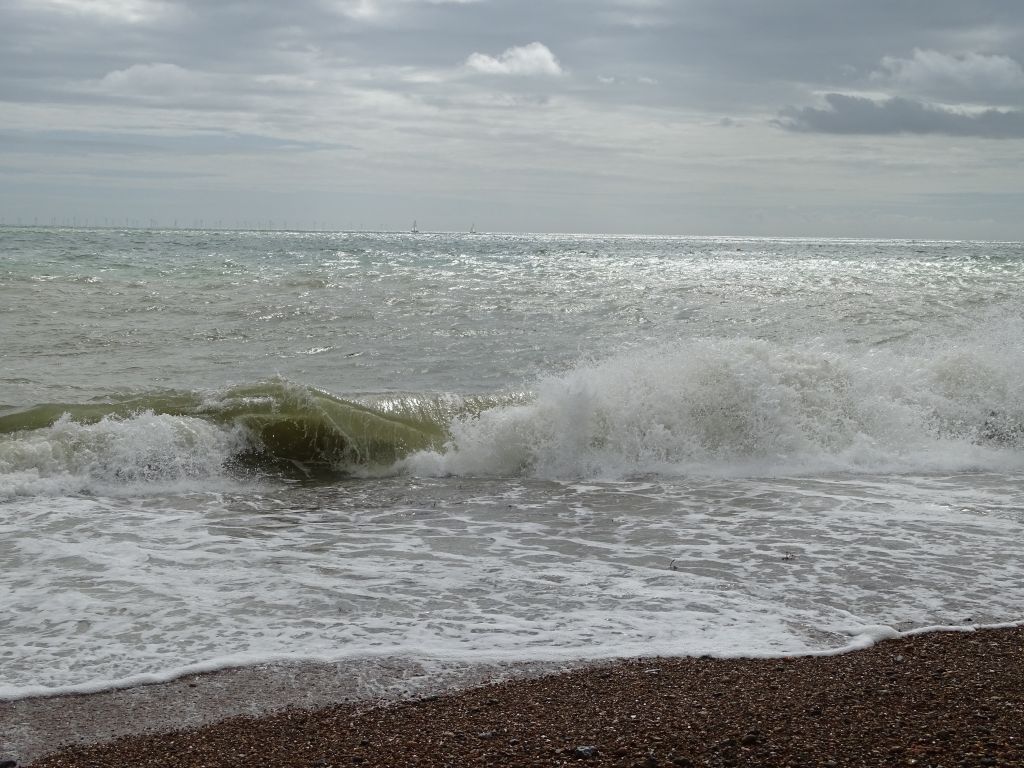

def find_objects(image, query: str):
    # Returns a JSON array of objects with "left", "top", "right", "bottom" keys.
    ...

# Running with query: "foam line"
[{"left": 4, "top": 620, "right": 1021, "bottom": 703}]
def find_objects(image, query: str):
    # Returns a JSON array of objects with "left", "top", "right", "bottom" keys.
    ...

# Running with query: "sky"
[{"left": 1, "top": 0, "right": 1023, "bottom": 238}]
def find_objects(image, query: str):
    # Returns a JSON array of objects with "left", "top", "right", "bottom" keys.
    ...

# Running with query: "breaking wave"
[
  {"left": 3, "top": 331, "right": 1024, "bottom": 496},
  {"left": 0, "top": 382, "right": 447, "bottom": 497},
  {"left": 404, "top": 336, "right": 1024, "bottom": 479}
]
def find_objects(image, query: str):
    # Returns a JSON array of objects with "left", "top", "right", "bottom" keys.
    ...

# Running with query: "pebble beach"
[{"left": 7, "top": 625, "right": 1022, "bottom": 768}]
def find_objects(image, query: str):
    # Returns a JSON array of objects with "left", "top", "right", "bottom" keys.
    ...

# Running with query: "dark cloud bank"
[{"left": 777, "top": 93, "right": 1024, "bottom": 138}]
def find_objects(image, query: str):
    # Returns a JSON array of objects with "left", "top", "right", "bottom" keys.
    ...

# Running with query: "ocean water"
[{"left": 1, "top": 228, "right": 1023, "bottom": 698}]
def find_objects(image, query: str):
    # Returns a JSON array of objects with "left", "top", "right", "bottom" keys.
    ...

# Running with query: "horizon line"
[{"left": 0, "top": 222, "right": 1019, "bottom": 244}]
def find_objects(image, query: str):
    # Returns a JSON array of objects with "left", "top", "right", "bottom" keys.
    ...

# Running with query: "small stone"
[
  {"left": 740, "top": 731, "right": 759, "bottom": 746},
  {"left": 0, "top": 760, "right": 17, "bottom": 768},
  {"left": 573, "top": 745, "right": 599, "bottom": 759},
  {"left": 640, "top": 754, "right": 659, "bottom": 768},
  {"left": 477, "top": 730, "right": 495, "bottom": 740}
]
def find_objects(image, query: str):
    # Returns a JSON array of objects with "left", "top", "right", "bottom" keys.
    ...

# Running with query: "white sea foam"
[
  {"left": 404, "top": 335, "right": 1024, "bottom": 479},
  {"left": 4, "top": 620, "right": 1022, "bottom": 702},
  {"left": 0, "top": 412, "right": 248, "bottom": 498},
  {"left": 3, "top": 471, "right": 1023, "bottom": 698}
]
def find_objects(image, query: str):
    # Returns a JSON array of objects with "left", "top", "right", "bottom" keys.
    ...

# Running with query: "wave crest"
[
  {"left": 0, "top": 381, "right": 447, "bottom": 495},
  {"left": 0, "top": 411, "right": 246, "bottom": 497},
  {"left": 5, "top": 334, "right": 1024, "bottom": 494},
  {"left": 404, "top": 338, "right": 1024, "bottom": 478}
]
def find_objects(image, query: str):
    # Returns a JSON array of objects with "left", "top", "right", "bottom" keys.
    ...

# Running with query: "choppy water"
[{"left": 1, "top": 228, "right": 1023, "bottom": 698}]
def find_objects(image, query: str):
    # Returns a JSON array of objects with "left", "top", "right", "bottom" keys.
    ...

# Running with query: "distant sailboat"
[
  {"left": 411, "top": 220, "right": 419, "bottom": 234},
  {"left": 469, "top": 223, "right": 476, "bottom": 234}
]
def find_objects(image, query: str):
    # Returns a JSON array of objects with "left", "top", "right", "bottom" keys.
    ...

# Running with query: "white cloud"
[
  {"left": 332, "top": 0, "right": 381, "bottom": 20},
  {"left": 93, "top": 62, "right": 332, "bottom": 112},
  {"left": 27, "top": 0, "right": 174, "bottom": 24},
  {"left": 465, "top": 42, "right": 563, "bottom": 76},
  {"left": 329, "top": 0, "right": 479, "bottom": 21},
  {"left": 873, "top": 48, "right": 1024, "bottom": 94},
  {"left": 99, "top": 63, "right": 209, "bottom": 95}
]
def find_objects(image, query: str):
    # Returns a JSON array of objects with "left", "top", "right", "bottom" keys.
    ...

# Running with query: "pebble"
[{"left": 21, "top": 626, "right": 1024, "bottom": 768}]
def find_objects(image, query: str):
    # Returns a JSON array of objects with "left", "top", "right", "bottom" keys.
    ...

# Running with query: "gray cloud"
[
  {"left": 0, "top": 128, "right": 340, "bottom": 155},
  {"left": 867, "top": 48, "right": 1024, "bottom": 106},
  {"left": 875, "top": 49, "right": 1024, "bottom": 90},
  {"left": 777, "top": 93, "right": 1024, "bottom": 138},
  {"left": 4, "top": 0, "right": 1024, "bottom": 114},
  {"left": 4, "top": 1, "right": 1024, "bottom": 237}
]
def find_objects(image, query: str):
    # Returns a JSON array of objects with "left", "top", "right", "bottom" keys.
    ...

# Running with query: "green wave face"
[
  {"left": 0, "top": 395, "right": 200, "bottom": 434},
  {"left": 0, "top": 382, "right": 447, "bottom": 474},
  {"left": 214, "top": 383, "right": 447, "bottom": 469}
]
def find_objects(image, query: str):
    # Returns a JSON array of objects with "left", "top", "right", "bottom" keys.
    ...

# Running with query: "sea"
[{"left": 2, "top": 227, "right": 1023, "bottom": 700}]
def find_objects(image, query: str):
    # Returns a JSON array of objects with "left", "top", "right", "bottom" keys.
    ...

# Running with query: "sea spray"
[
  {"left": 4, "top": 335, "right": 1022, "bottom": 494},
  {"left": 404, "top": 337, "right": 1024, "bottom": 479},
  {"left": 0, "top": 411, "right": 247, "bottom": 497},
  {"left": 0, "top": 381, "right": 449, "bottom": 493}
]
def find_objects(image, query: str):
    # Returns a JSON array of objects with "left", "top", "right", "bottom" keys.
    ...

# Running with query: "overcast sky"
[{"left": 2, "top": 0, "right": 1023, "bottom": 237}]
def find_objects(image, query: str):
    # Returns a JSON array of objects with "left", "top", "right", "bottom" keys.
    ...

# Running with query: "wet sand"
[
  {"left": 7, "top": 626, "right": 1024, "bottom": 767},
  {"left": 1, "top": 657, "right": 585, "bottom": 766}
]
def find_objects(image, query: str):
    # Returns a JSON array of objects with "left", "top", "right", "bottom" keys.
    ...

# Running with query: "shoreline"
[
  {"left": 0, "top": 656, "right": 590, "bottom": 767},
  {"left": 4, "top": 625, "right": 1023, "bottom": 767}
]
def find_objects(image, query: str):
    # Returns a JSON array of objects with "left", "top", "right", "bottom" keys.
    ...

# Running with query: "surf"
[
  {"left": 0, "top": 381, "right": 448, "bottom": 495},
  {"left": 4, "top": 328, "right": 1024, "bottom": 497},
  {"left": 404, "top": 336, "right": 1024, "bottom": 479}
]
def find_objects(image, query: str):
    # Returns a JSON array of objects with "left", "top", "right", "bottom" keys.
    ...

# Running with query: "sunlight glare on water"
[{"left": 1, "top": 229, "right": 1022, "bottom": 696}]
